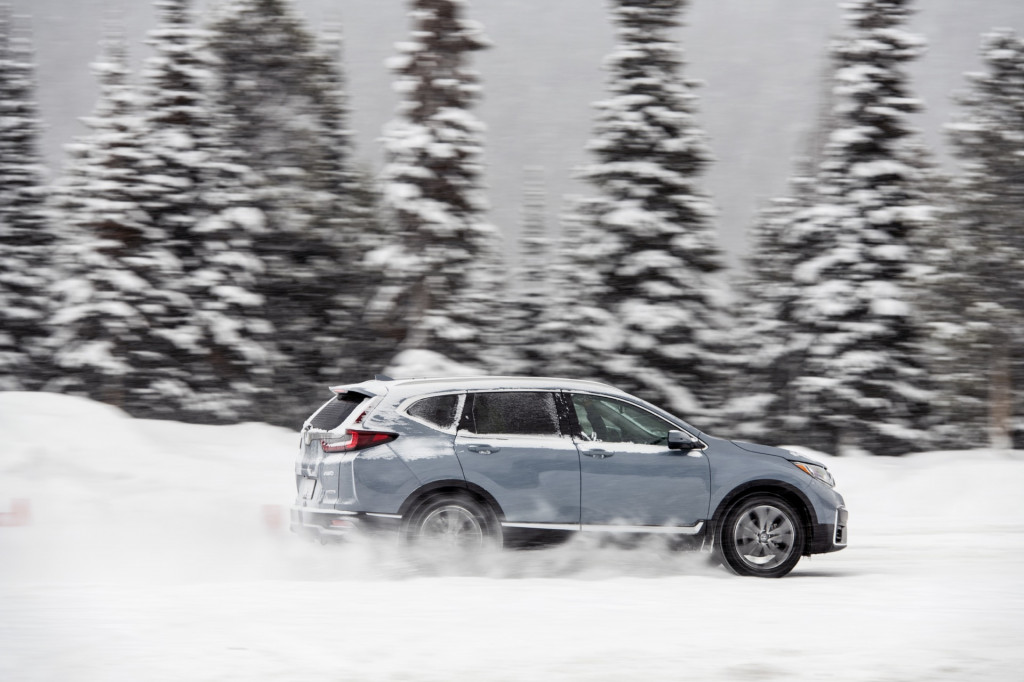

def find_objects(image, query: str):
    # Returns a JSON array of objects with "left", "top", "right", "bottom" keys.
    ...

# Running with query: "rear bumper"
[{"left": 290, "top": 505, "right": 403, "bottom": 542}]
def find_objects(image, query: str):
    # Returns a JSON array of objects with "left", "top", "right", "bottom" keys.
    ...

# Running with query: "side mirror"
[{"left": 667, "top": 429, "right": 702, "bottom": 451}]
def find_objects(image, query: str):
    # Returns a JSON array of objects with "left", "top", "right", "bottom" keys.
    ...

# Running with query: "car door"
[
  {"left": 569, "top": 392, "right": 711, "bottom": 529},
  {"left": 454, "top": 391, "right": 581, "bottom": 526}
]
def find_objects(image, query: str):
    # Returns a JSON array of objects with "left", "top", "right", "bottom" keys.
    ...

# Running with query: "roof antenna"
[{"left": 375, "top": 374, "right": 394, "bottom": 381}]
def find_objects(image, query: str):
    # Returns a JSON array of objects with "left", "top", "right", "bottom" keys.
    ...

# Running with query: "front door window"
[{"left": 572, "top": 394, "right": 674, "bottom": 445}]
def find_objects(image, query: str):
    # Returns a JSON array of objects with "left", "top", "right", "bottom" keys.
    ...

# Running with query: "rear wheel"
[
  {"left": 406, "top": 495, "right": 502, "bottom": 550},
  {"left": 720, "top": 495, "right": 804, "bottom": 578}
]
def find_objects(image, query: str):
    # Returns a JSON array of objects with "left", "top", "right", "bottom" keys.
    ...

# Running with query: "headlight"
[{"left": 792, "top": 461, "right": 835, "bottom": 487}]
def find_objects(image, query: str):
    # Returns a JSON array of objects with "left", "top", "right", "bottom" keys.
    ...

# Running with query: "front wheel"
[
  {"left": 720, "top": 495, "right": 804, "bottom": 578},
  {"left": 405, "top": 495, "right": 502, "bottom": 551}
]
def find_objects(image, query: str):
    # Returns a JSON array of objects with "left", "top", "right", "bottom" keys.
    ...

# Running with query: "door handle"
[
  {"left": 582, "top": 449, "right": 613, "bottom": 459},
  {"left": 467, "top": 444, "right": 500, "bottom": 455}
]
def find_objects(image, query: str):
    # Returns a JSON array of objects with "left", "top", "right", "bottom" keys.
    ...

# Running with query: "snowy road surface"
[{"left": 2, "top": 393, "right": 1023, "bottom": 681}]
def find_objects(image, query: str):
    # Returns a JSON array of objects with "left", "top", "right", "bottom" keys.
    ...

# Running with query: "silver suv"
[{"left": 290, "top": 376, "right": 848, "bottom": 577}]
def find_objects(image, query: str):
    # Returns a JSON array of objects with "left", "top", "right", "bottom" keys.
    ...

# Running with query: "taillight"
[{"left": 321, "top": 429, "right": 397, "bottom": 453}]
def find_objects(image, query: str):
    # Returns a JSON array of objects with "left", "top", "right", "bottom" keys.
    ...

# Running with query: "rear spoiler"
[
  {"left": 328, "top": 376, "right": 394, "bottom": 399},
  {"left": 329, "top": 385, "right": 377, "bottom": 399}
]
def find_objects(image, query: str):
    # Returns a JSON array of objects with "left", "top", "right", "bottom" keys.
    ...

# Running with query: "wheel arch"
[
  {"left": 709, "top": 480, "right": 817, "bottom": 555},
  {"left": 397, "top": 479, "right": 506, "bottom": 522}
]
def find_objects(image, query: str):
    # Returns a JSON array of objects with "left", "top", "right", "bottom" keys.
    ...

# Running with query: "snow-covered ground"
[{"left": 2, "top": 392, "right": 1023, "bottom": 681}]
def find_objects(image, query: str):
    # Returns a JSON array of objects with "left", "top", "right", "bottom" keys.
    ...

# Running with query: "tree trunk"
[{"left": 990, "top": 343, "right": 1012, "bottom": 450}]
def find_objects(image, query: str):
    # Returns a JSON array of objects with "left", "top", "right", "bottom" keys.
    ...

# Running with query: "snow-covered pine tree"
[
  {"left": 911, "top": 173, "right": 988, "bottom": 450},
  {"left": 508, "top": 166, "right": 553, "bottom": 373},
  {"left": 575, "top": 0, "right": 727, "bottom": 422},
  {"left": 530, "top": 201, "right": 621, "bottom": 382},
  {"left": 379, "top": 0, "right": 505, "bottom": 370},
  {"left": 941, "top": 30, "right": 1024, "bottom": 449},
  {"left": 787, "top": 0, "right": 934, "bottom": 456},
  {"left": 518, "top": 168, "right": 550, "bottom": 274},
  {"left": 320, "top": 151, "right": 419, "bottom": 377},
  {"left": 48, "top": 32, "right": 194, "bottom": 410},
  {"left": 304, "top": 28, "right": 365, "bottom": 220},
  {"left": 140, "top": 0, "right": 210, "bottom": 263},
  {"left": 724, "top": 46, "right": 842, "bottom": 444},
  {"left": 137, "top": 0, "right": 276, "bottom": 422},
  {"left": 314, "top": 29, "right": 398, "bottom": 386},
  {"left": 185, "top": 201, "right": 276, "bottom": 423},
  {"left": 0, "top": 8, "right": 56, "bottom": 390},
  {"left": 206, "top": 0, "right": 351, "bottom": 196},
  {"left": 207, "top": 0, "right": 368, "bottom": 422},
  {"left": 726, "top": 192, "right": 809, "bottom": 443}
]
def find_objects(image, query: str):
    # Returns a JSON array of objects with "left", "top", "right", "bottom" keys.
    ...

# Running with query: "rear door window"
[{"left": 462, "top": 392, "right": 562, "bottom": 436}]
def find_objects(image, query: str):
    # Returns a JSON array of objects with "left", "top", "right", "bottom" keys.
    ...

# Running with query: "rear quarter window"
[{"left": 406, "top": 394, "right": 460, "bottom": 430}]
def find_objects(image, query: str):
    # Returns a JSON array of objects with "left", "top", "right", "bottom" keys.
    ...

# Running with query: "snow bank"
[{"left": 0, "top": 392, "right": 297, "bottom": 584}]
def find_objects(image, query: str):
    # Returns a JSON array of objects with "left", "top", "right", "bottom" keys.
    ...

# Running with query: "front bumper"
[{"left": 809, "top": 506, "right": 848, "bottom": 554}]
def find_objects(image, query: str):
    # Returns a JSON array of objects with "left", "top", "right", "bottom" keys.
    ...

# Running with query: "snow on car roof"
[{"left": 329, "top": 375, "right": 630, "bottom": 398}]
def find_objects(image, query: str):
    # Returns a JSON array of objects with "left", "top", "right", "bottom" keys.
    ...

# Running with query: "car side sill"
[{"left": 501, "top": 521, "right": 704, "bottom": 535}]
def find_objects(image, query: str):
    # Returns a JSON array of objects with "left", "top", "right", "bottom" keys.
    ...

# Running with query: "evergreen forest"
[{"left": 1, "top": 0, "right": 1023, "bottom": 455}]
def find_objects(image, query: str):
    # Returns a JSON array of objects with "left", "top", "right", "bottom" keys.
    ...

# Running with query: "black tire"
[
  {"left": 405, "top": 494, "right": 503, "bottom": 551},
  {"left": 719, "top": 495, "right": 804, "bottom": 578}
]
